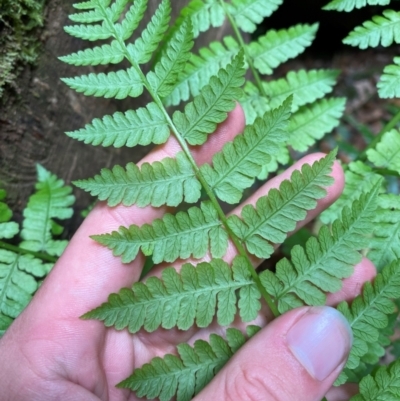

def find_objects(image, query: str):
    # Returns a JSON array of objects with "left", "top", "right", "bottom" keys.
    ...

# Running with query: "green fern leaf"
[
  {"left": 200, "top": 97, "right": 291, "bottom": 204},
  {"left": 72, "top": 0, "right": 101, "bottom": 10},
  {"left": 82, "top": 256, "right": 260, "bottom": 332},
  {"left": 320, "top": 161, "right": 383, "bottom": 224},
  {"left": 74, "top": 152, "right": 201, "bottom": 207},
  {"left": 367, "top": 129, "right": 400, "bottom": 173},
  {"left": 240, "top": 81, "right": 271, "bottom": 124},
  {"left": 228, "top": 151, "right": 336, "bottom": 258},
  {"left": 173, "top": 51, "right": 245, "bottom": 145},
  {"left": 248, "top": 24, "right": 318, "bottom": 75},
  {"left": 59, "top": 40, "right": 124, "bottom": 66},
  {"left": 343, "top": 10, "right": 400, "bottom": 49},
  {"left": 118, "top": 328, "right": 252, "bottom": 401},
  {"left": 263, "top": 69, "right": 340, "bottom": 112},
  {"left": 126, "top": 0, "right": 171, "bottom": 65},
  {"left": 378, "top": 56, "right": 400, "bottom": 98},
  {"left": 69, "top": 8, "right": 104, "bottom": 23},
  {"left": 113, "top": 0, "right": 149, "bottom": 41},
  {"left": 323, "top": 0, "right": 390, "bottom": 12},
  {"left": 0, "top": 251, "right": 52, "bottom": 335},
  {"left": 64, "top": 21, "right": 113, "bottom": 41},
  {"left": 260, "top": 186, "right": 379, "bottom": 313},
  {"left": 164, "top": 37, "right": 240, "bottom": 106},
  {"left": 368, "top": 194, "right": 400, "bottom": 271},
  {"left": 227, "top": 0, "right": 283, "bottom": 33},
  {"left": 349, "top": 360, "right": 400, "bottom": 401},
  {"left": 92, "top": 201, "right": 228, "bottom": 264},
  {"left": 66, "top": 102, "right": 170, "bottom": 147},
  {"left": 0, "top": 190, "right": 19, "bottom": 240},
  {"left": 288, "top": 97, "right": 346, "bottom": 152},
  {"left": 20, "top": 165, "right": 74, "bottom": 256},
  {"left": 61, "top": 67, "right": 143, "bottom": 99},
  {"left": 70, "top": 0, "right": 131, "bottom": 23},
  {"left": 336, "top": 260, "right": 400, "bottom": 383},
  {"left": 147, "top": 20, "right": 194, "bottom": 99}
]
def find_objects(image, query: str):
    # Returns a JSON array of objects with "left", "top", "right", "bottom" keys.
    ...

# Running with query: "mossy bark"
[{"left": 0, "top": 1, "right": 231, "bottom": 231}]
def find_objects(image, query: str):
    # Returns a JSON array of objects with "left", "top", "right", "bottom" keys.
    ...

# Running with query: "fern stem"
[
  {"left": 98, "top": 2, "right": 279, "bottom": 318},
  {"left": 219, "top": 0, "right": 269, "bottom": 99},
  {"left": 358, "top": 108, "right": 400, "bottom": 161},
  {"left": 0, "top": 240, "right": 57, "bottom": 263}
]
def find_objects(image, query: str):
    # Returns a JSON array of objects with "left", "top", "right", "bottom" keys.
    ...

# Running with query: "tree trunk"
[{"left": 0, "top": 0, "right": 231, "bottom": 231}]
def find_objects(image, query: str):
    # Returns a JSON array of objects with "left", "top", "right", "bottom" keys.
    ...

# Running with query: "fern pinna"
[{"left": 61, "top": 1, "right": 400, "bottom": 400}]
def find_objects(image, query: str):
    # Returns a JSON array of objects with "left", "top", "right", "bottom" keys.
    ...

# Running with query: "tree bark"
[{"left": 0, "top": 0, "right": 231, "bottom": 231}]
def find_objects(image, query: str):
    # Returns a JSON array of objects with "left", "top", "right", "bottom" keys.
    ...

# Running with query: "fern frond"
[
  {"left": 173, "top": 51, "right": 245, "bottom": 145},
  {"left": 92, "top": 201, "right": 228, "bottom": 264},
  {"left": 147, "top": 20, "right": 194, "bottom": 99},
  {"left": 74, "top": 152, "right": 201, "bottom": 207},
  {"left": 343, "top": 10, "right": 400, "bottom": 49},
  {"left": 20, "top": 165, "right": 74, "bottom": 256},
  {"left": 228, "top": 151, "right": 336, "bottom": 258},
  {"left": 66, "top": 102, "right": 170, "bottom": 147},
  {"left": 323, "top": 0, "right": 390, "bottom": 12},
  {"left": 349, "top": 360, "right": 400, "bottom": 401},
  {"left": 200, "top": 98, "right": 291, "bottom": 204},
  {"left": 69, "top": 9, "right": 104, "bottom": 24},
  {"left": 61, "top": 67, "right": 143, "bottom": 99},
  {"left": 227, "top": 0, "right": 283, "bottom": 33},
  {"left": 126, "top": 0, "right": 171, "bottom": 65},
  {"left": 64, "top": 21, "right": 113, "bottom": 41},
  {"left": 118, "top": 327, "right": 255, "bottom": 401},
  {"left": 336, "top": 261, "right": 400, "bottom": 384},
  {"left": 72, "top": 0, "right": 100, "bottom": 10},
  {"left": 248, "top": 24, "right": 318, "bottom": 75},
  {"left": 320, "top": 161, "right": 383, "bottom": 224},
  {"left": 263, "top": 69, "right": 340, "bottom": 112},
  {"left": 367, "top": 129, "right": 400, "bottom": 173},
  {"left": 368, "top": 194, "right": 400, "bottom": 271},
  {"left": 59, "top": 40, "right": 124, "bottom": 66},
  {"left": 288, "top": 97, "right": 346, "bottom": 152},
  {"left": 83, "top": 256, "right": 260, "bottom": 332},
  {"left": 0, "top": 190, "right": 19, "bottom": 240},
  {"left": 240, "top": 81, "right": 271, "bottom": 124},
  {"left": 114, "top": 0, "right": 149, "bottom": 41},
  {"left": 0, "top": 251, "right": 51, "bottom": 333},
  {"left": 378, "top": 56, "right": 400, "bottom": 98},
  {"left": 260, "top": 187, "right": 379, "bottom": 313},
  {"left": 164, "top": 37, "right": 240, "bottom": 106},
  {"left": 172, "top": 0, "right": 225, "bottom": 39}
]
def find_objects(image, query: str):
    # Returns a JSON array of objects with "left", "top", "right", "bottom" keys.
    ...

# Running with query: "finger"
[
  {"left": 326, "top": 257, "right": 376, "bottom": 306},
  {"left": 30, "top": 105, "right": 246, "bottom": 318},
  {"left": 195, "top": 306, "right": 353, "bottom": 401}
]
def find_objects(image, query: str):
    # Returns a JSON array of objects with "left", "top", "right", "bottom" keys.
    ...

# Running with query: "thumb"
[{"left": 195, "top": 306, "right": 353, "bottom": 401}]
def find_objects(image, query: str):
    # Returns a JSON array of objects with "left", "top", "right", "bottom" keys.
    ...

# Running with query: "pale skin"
[{"left": 0, "top": 106, "right": 377, "bottom": 401}]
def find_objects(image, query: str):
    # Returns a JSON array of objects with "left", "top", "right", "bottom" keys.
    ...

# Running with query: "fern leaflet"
[
  {"left": 323, "top": 0, "right": 391, "bottom": 12},
  {"left": 240, "top": 81, "right": 271, "bottom": 124},
  {"left": 200, "top": 97, "right": 291, "bottom": 203},
  {"left": 227, "top": 151, "right": 336, "bottom": 258},
  {"left": 263, "top": 69, "right": 340, "bottom": 112},
  {"left": 66, "top": 103, "right": 170, "bottom": 147},
  {"left": 92, "top": 201, "right": 228, "bottom": 264},
  {"left": 288, "top": 97, "right": 346, "bottom": 152},
  {"left": 64, "top": 21, "right": 113, "bottom": 41},
  {"left": 367, "top": 129, "right": 400, "bottom": 173},
  {"left": 20, "top": 165, "right": 74, "bottom": 257},
  {"left": 248, "top": 24, "right": 318, "bottom": 75},
  {"left": 227, "top": 0, "right": 283, "bottom": 33},
  {"left": 172, "top": 51, "right": 245, "bottom": 145},
  {"left": 336, "top": 260, "right": 400, "bottom": 384},
  {"left": 83, "top": 256, "right": 260, "bottom": 332},
  {"left": 368, "top": 194, "right": 400, "bottom": 271},
  {"left": 343, "top": 9, "right": 400, "bottom": 49},
  {"left": 0, "top": 190, "right": 19, "bottom": 240},
  {"left": 378, "top": 57, "right": 400, "bottom": 98},
  {"left": 118, "top": 327, "right": 258, "bottom": 401},
  {"left": 350, "top": 360, "right": 400, "bottom": 401},
  {"left": 260, "top": 186, "right": 379, "bottom": 313},
  {"left": 75, "top": 152, "right": 201, "bottom": 207}
]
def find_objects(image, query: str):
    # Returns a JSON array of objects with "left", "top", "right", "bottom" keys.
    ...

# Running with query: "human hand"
[{"left": 0, "top": 106, "right": 376, "bottom": 401}]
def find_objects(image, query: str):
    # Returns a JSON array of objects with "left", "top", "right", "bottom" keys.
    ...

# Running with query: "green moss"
[{"left": 0, "top": 0, "right": 46, "bottom": 97}]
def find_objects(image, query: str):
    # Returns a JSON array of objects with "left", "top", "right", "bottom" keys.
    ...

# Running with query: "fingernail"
[{"left": 286, "top": 306, "right": 353, "bottom": 381}]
